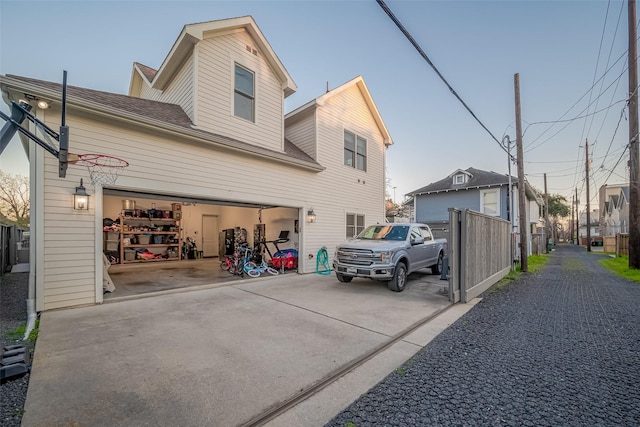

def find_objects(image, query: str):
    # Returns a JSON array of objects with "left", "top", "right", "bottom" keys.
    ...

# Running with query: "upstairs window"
[
  {"left": 344, "top": 130, "right": 367, "bottom": 171},
  {"left": 453, "top": 174, "right": 466, "bottom": 185},
  {"left": 234, "top": 64, "right": 255, "bottom": 122}
]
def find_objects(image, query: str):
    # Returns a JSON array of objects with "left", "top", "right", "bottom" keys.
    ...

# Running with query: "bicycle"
[
  {"left": 220, "top": 249, "right": 245, "bottom": 276},
  {"left": 244, "top": 258, "right": 279, "bottom": 277}
]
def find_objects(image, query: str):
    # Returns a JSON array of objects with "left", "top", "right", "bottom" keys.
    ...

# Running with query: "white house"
[{"left": 0, "top": 16, "right": 392, "bottom": 311}]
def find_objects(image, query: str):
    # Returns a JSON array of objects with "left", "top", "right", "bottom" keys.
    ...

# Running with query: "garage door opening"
[{"left": 101, "top": 191, "right": 300, "bottom": 300}]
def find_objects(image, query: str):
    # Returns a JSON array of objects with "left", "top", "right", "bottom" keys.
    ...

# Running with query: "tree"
[
  {"left": 547, "top": 194, "right": 570, "bottom": 218},
  {"left": 0, "top": 171, "right": 29, "bottom": 227},
  {"left": 546, "top": 193, "right": 570, "bottom": 243}
]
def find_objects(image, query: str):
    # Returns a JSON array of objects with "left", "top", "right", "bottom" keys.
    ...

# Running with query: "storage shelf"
[
  {"left": 122, "top": 217, "right": 176, "bottom": 221},
  {"left": 118, "top": 213, "right": 182, "bottom": 264},
  {"left": 123, "top": 231, "right": 178, "bottom": 234},
  {"left": 124, "top": 244, "right": 179, "bottom": 248}
]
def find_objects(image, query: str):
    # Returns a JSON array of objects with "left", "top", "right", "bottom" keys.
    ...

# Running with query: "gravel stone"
[
  {"left": 326, "top": 245, "right": 640, "bottom": 427},
  {"left": 1, "top": 272, "right": 31, "bottom": 427}
]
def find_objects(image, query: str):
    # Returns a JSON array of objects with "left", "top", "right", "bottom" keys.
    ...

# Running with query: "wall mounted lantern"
[
  {"left": 74, "top": 179, "right": 89, "bottom": 210},
  {"left": 307, "top": 208, "right": 316, "bottom": 223}
]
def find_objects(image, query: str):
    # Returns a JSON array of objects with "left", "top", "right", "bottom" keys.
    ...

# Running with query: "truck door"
[
  {"left": 420, "top": 226, "right": 437, "bottom": 265},
  {"left": 409, "top": 226, "right": 429, "bottom": 269}
]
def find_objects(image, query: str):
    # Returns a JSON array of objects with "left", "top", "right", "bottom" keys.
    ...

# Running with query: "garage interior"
[{"left": 102, "top": 190, "right": 300, "bottom": 300}]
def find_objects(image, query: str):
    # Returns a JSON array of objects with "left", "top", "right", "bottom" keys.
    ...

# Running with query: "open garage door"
[{"left": 101, "top": 189, "right": 300, "bottom": 300}]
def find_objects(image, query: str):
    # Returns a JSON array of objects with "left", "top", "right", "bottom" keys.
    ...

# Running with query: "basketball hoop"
[{"left": 69, "top": 153, "right": 129, "bottom": 186}]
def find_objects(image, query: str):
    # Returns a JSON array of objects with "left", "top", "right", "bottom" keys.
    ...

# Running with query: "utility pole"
[
  {"left": 629, "top": 0, "right": 640, "bottom": 268},
  {"left": 575, "top": 188, "right": 580, "bottom": 246},
  {"left": 586, "top": 140, "right": 592, "bottom": 252},
  {"left": 515, "top": 73, "right": 528, "bottom": 272},
  {"left": 571, "top": 194, "right": 575, "bottom": 244},
  {"left": 544, "top": 173, "right": 549, "bottom": 251}
]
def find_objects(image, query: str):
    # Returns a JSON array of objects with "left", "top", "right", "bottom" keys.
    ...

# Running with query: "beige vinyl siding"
[
  {"left": 139, "top": 55, "right": 194, "bottom": 120},
  {"left": 300, "top": 84, "right": 387, "bottom": 268},
  {"left": 34, "top": 80, "right": 386, "bottom": 309},
  {"left": 284, "top": 110, "right": 317, "bottom": 160},
  {"left": 40, "top": 144, "right": 97, "bottom": 310},
  {"left": 196, "top": 31, "right": 284, "bottom": 152}
]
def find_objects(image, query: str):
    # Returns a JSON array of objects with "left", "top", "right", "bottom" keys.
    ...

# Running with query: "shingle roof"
[
  {"left": 3, "top": 74, "right": 319, "bottom": 168},
  {"left": 7, "top": 74, "right": 192, "bottom": 128},
  {"left": 134, "top": 62, "right": 158, "bottom": 82},
  {"left": 408, "top": 167, "right": 512, "bottom": 195}
]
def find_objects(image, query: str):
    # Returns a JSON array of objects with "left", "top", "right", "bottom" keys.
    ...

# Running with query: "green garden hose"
[{"left": 316, "top": 246, "right": 331, "bottom": 275}]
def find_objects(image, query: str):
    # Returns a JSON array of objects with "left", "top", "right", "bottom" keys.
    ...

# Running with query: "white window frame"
[
  {"left": 480, "top": 188, "right": 500, "bottom": 216},
  {"left": 234, "top": 63, "right": 255, "bottom": 122},
  {"left": 346, "top": 213, "right": 365, "bottom": 238},
  {"left": 344, "top": 130, "right": 367, "bottom": 171},
  {"left": 454, "top": 174, "right": 465, "bottom": 185}
]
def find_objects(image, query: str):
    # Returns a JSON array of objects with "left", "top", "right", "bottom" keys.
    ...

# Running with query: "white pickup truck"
[{"left": 332, "top": 223, "right": 447, "bottom": 292}]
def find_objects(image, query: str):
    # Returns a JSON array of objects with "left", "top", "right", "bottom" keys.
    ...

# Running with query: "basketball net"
[{"left": 69, "top": 154, "right": 129, "bottom": 186}]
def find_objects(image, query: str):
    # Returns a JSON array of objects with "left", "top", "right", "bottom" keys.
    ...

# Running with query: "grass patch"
[
  {"left": 599, "top": 256, "right": 640, "bottom": 283},
  {"left": 488, "top": 254, "right": 550, "bottom": 292},
  {"left": 6, "top": 319, "right": 39, "bottom": 343}
]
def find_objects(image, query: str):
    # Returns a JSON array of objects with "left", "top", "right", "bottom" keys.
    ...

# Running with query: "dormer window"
[{"left": 453, "top": 174, "right": 466, "bottom": 185}]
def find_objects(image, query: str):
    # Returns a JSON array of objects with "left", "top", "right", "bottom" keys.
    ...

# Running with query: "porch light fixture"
[
  {"left": 74, "top": 179, "right": 89, "bottom": 210},
  {"left": 307, "top": 208, "right": 316, "bottom": 223},
  {"left": 36, "top": 100, "right": 49, "bottom": 109}
]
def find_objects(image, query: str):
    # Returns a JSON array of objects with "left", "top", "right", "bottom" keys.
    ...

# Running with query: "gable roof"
[
  {"left": 130, "top": 16, "right": 296, "bottom": 97},
  {"left": 134, "top": 62, "right": 158, "bottom": 82},
  {"left": 620, "top": 186, "right": 630, "bottom": 204},
  {"left": 1, "top": 74, "right": 322, "bottom": 171},
  {"left": 408, "top": 167, "right": 511, "bottom": 195},
  {"left": 285, "top": 75, "right": 392, "bottom": 147}
]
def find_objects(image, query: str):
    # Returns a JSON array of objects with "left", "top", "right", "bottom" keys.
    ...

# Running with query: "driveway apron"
[{"left": 21, "top": 272, "right": 449, "bottom": 426}]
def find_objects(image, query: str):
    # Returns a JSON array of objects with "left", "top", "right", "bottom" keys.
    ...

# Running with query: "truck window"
[
  {"left": 410, "top": 227, "right": 422, "bottom": 242},
  {"left": 358, "top": 225, "right": 408, "bottom": 241},
  {"left": 420, "top": 227, "right": 433, "bottom": 241}
]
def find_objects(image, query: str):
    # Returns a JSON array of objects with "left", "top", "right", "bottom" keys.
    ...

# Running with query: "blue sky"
[{"left": 0, "top": 0, "right": 633, "bottom": 210}]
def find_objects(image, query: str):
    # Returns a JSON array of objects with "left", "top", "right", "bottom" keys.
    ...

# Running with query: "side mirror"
[{"left": 411, "top": 236, "right": 424, "bottom": 245}]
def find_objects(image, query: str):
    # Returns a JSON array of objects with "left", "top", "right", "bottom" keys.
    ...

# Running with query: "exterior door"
[{"left": 202, "top": 215, "right": 219, "bottom": 257}]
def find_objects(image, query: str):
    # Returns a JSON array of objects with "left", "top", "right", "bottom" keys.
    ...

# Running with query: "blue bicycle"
[{"left": 242, "top": 247, "right": 279, "bottom": 277}]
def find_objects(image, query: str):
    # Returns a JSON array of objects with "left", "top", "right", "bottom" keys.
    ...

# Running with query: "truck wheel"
[
  {"left": 431, "top": 251, "right": 444, "bottom": 275},
  {"left": 336, "top": 273, "right": 353, "bottom": 283},
  {"left": 387, "top": 262, "right": 407, "bottom": 292}
]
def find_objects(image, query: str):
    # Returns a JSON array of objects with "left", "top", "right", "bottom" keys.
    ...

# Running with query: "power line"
[{"left": 376, "top": 0, "right": 507, "bottom": 156}]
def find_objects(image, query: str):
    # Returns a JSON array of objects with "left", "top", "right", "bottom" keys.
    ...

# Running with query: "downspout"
[{"left": 24, "top": 135, "right": 39, "bottom": 340}]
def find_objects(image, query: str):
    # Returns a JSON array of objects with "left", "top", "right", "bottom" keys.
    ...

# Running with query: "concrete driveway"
[{"left": 22, "top": 272, "right": 475, "bottom": 426}]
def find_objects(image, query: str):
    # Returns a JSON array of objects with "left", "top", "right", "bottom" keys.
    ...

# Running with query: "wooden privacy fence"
[
  {"left": 531, "top": 233, "right": 546, "bottom": 255},
  {"left": 604, "top": 234, "right": 629, "bottom": 256},
  {"left": 448, "top": 208, "right": 511, "bottom": 303}
]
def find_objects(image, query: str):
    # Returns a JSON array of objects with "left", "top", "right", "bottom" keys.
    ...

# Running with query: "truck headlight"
[{"left": 375, "top": 251, "right": 393, "bottom": 262}]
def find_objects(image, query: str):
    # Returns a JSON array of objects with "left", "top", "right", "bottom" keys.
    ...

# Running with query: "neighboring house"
[
  {"left": 406, "top": 167, "right": 542, "bottom": 251},
  {"left": 579, "top": 209, "right": 601, "bottom": 243},
  {"left": 0, "top": 16, "right": 392, "bottom": 311},
  {"left": 599, "top": 183, "right": 629, "bottom": 236}
]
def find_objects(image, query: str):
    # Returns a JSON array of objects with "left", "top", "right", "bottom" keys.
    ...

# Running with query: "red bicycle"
[{"left": 220, "top": 250, "right": 245, "bottom": 276}]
